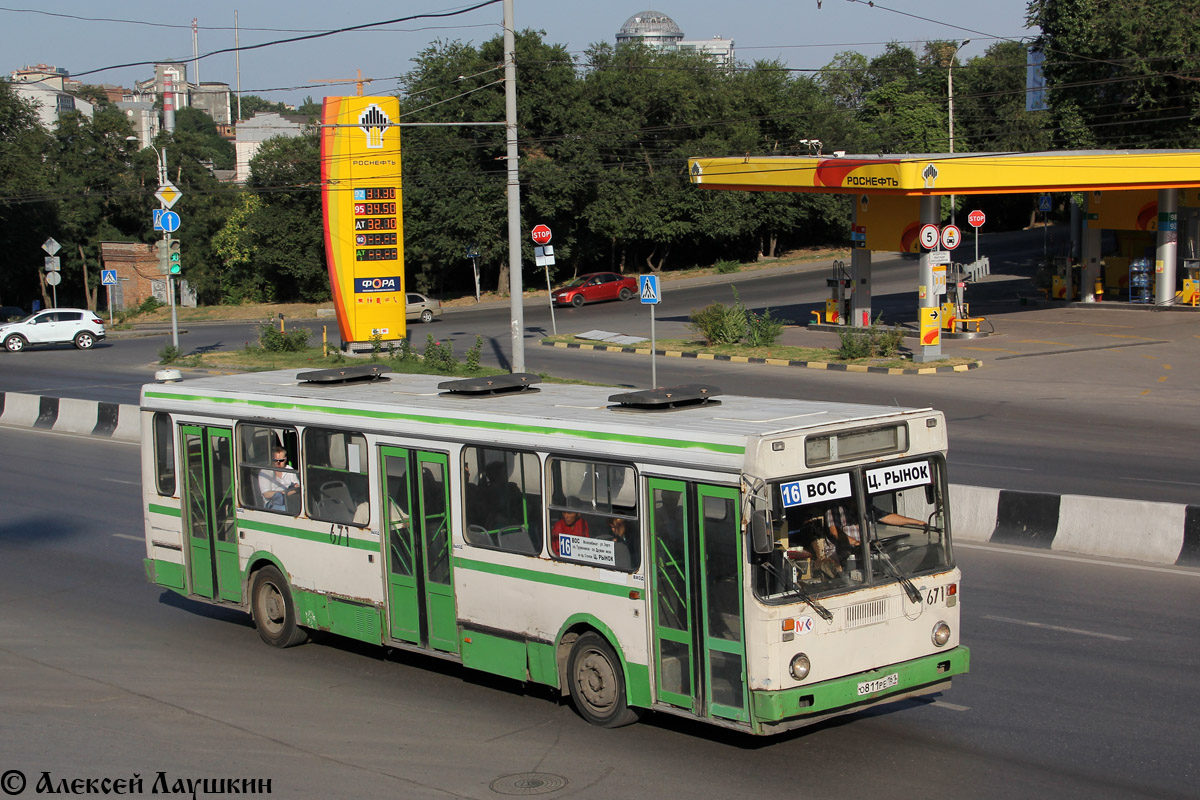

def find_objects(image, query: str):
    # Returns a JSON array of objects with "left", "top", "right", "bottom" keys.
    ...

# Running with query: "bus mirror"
[
  {"left": 925, "top": 483, "right": 936, "bottom": 506},
  {"left": 750, "top": 510, "right": 773, "bottom": 555}
]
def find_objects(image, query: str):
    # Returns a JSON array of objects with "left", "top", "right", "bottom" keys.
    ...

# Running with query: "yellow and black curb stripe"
[{"left": 541, "top": 340, "right": 980, "bottom": 374}]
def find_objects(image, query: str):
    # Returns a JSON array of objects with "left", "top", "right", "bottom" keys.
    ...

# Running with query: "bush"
[
  {"left": 423, "top": 334, "right": 457, "bottom": 372},
  {"left": 465, "top": 335, "right": 483, "bottom": 372},
  {"left": 714, "top": 259, "right": 741, "bottom": 274},
  {"left": 158, "top": 344, "right": 180, "bottom": 364},
  {"left": 836, "top": 315, "right": 907, "bottom": 359},
  {"left": 138, "top": 296, "right": 164, "bottom": 314},
  {"left": 745, "top": 307, "right": 786, "bottom": 347},
  {"left": 257, "top": 323, "right": 310, "bottom": 352},
  {"left": 689, "top": 301, "right": 747, "bottom": 345}
]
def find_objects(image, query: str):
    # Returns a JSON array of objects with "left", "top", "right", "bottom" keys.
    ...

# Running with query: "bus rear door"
[
  {"left": 379, "top": 446, "right": 458, "bottom": 655},
  {"left": 649, "top": 479, "right": 748, "bottom": 723}
]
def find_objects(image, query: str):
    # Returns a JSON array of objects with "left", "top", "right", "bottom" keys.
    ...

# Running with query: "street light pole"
[{"left": 948, "top": 39, "right": 969, "bottom": 228}]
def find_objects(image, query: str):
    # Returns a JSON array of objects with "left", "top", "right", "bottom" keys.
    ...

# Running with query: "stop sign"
[
  {"left": 531, "top": 224, "right": 552, "bottom": 245},
  {"left": 967, "top": 210, "right": 986, "bottom": 228}
]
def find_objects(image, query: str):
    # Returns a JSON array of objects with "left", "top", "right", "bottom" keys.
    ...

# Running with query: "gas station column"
[
  {"left": 1081, "top": 196, "right": 1101, "bottom": 302},
  {"left": 915, "top": 195, "right": 941, "bottom": 363},
  {"left": 1156, "top": 188, "right": 1178, "bottom": 305},
  {"left": 850, "top": 197, "right": 872, "bottom": 327}
]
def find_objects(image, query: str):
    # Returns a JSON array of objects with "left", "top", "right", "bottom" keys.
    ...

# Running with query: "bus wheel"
[
  {"left": 250, "top": 565, "right": 307, "bottom": 648},
  {"left": 567, "top": 632, "right": 640, "bottom": 728}
]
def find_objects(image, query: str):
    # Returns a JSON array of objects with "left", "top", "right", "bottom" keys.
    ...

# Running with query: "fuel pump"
[
  {"left": 825, "top": 260, "right": 853, "bottom": 324},
  {"left": 1182, "top": 259, "right": 1199, "bottom": 305},
  {"left": 1051, "top": 256, "right": 1079, "bottom": 301},
  {"left": 940, "top": 266, "right": 989, "bottom": 335}
]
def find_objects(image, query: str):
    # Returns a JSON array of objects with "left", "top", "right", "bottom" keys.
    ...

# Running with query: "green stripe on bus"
[
  {"left": 237, "top": 518, "right": 378, "bottom": 552},
  {"left": 148, "top": 503, "right": 181, "bottom": 517},
  {"left": 456, "top": 557, "right": 633, "bottom": 598},
  {"left": 143, "top": 391, "right": 744, "bottom": 455},
  {"left": 750, "top": 646, "right": 970, "bottom": 723}
]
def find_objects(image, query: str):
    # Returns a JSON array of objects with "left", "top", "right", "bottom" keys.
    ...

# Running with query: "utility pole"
[
  {"left": 947, "top": 39, "right": 969, "bottom": 227},
  {"left": 503, "top": 0, "right": 524, "bottom": 373}
]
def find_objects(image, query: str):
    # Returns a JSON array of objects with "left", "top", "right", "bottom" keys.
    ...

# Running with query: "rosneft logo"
[
  {"left": 814, "top": 158, "right": 901, "bottom": 188},
  {"left": 359, "top": 104, "right": 390, "bottom": 149}
]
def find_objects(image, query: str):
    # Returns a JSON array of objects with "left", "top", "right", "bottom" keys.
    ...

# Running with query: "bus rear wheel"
[
  {"left": 250, "top": 565, "right": 307, "bottom": 648},
  {"left": 567, "top": 631, "right": 640, "bottom": 728}
]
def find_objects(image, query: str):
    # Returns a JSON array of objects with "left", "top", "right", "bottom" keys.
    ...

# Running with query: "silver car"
[
  {"left": 406, "top": 293, "right": 442, "bottom": 324},
  {"left": 1, "top": 308, "right": 106, "bottom": 352}
]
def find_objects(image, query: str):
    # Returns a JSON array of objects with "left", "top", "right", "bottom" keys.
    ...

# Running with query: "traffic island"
[{"left": 540, "top": 335, "right": 980, "bottom": 375}]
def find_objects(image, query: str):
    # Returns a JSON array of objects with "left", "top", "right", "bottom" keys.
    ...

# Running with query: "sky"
[{"left": 1, "top": 1, "right": 1038, "bottom": 107}]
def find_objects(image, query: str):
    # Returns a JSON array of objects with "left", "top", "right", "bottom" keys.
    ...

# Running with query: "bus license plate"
[{"left": 857, "top": 673, "right": 899, "bottom": 696}]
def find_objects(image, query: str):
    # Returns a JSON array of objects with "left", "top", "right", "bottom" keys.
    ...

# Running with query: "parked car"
[
  {"left": 551, "top": 272, "right": 638, "bottom": 307},
  {"left": 405, "top": 292, "right": 442, "bottom": 323},
  {"left": 0, "top": 306, "right": 26, "bottom": 322},
  {"left": 0, "top": 308, "right": 106, "bottom": 352}
]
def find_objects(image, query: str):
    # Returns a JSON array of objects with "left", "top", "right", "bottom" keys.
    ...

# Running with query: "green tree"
[
  {"left": 246, "top": 133, "right": 327, "bottom": 301},
  {"left": 1028, "top": 0, "right": 1200, "bottom": 148},
  {"left": 175, "top": 106, "right": 236, "bottom": 170},
  {"left": 0, "top": 82, "right": 54, "bottom": 306},
  {"left": 48, "top": 106, "right": 143, "bottom": 309}
]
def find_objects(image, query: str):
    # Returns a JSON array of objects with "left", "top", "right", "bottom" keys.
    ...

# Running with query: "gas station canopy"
[{"left": 688, "top": 150, "right": 1200, "bottom": 196}]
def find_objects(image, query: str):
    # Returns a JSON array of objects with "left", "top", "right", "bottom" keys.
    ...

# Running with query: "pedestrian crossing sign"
[{"left": 639, "top": 275, "right": 660, "bottom": 304}]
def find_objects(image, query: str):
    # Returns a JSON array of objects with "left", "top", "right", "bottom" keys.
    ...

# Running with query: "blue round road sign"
[{"left": 160, "top": 210, "right": 181, "bottom": 233}]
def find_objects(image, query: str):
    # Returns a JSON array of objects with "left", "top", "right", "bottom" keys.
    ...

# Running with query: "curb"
[
  {"left": 542, "top": 340, "right": 980, "bottom": 374},
  {"left": 950, "top": 485, "right": 1198, "bottom": 568},
  {"left": 1, "top": 391, "right": 1192, "bottom": 568},
  {"left": 0, "top": 391, "right": 139, "bottom": 443}
]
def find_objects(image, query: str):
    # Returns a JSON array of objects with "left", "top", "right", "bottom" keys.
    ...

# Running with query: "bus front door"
[
  {"left": 180, "top": 425, "right": 240, "bottom": 603},
  {"left": 379, "top": 447, "right": 458, "bottom": 655},
  {"left": 649, "top": 479, "right": 748, "bottom": 723}
]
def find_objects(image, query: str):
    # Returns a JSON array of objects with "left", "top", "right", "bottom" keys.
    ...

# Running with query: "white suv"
[{"left": 0, "top": 308, "right": 106, "bottom": 352}]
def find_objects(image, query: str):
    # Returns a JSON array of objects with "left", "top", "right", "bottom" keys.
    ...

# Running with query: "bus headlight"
[
  {"left": 789, "top": 653, "right": 811, "bottom": 681},
  {"left": 931, "top": 621, "right": 951, "bottom": 647}
]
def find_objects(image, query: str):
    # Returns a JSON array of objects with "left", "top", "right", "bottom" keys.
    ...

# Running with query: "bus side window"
[
  {"left": 236, "top": 423, "right": 299, "bottom": 514},
  {"left": 153, "top": 412, "right": 175, "bottom": 496},
  {"left": 462, "top": 447, "right": 542, "bottom": 556},
  {"left": 304, "top": 427, "right": 369, "bottom": 526}
]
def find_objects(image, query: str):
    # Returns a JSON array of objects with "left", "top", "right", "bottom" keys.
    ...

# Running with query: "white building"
[
  {"left": 234, "top": 112, "right": 312, "bottom": 183},
  {"left": 10, "top": 81, "right": 93, "bottom": 129},
  {"left": 616, "top": 10, "right": 735, "bottom": 67}
]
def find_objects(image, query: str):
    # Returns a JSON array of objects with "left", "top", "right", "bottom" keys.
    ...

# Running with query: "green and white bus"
[{"left": 140, "top": 366, "right": 968, "bottom": 735}]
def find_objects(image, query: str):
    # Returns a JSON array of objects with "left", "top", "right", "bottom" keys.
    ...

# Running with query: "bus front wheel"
[
  {"left": 250, "top": 565, "right": 308, "bottom": 648},
  {"left": 567, "top": 632, "right": 640, "bottom": 728}
]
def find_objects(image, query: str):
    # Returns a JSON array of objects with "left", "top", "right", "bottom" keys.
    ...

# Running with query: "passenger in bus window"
[
  {"left": 259, "top": 448, "right": 299, "bottom": 511},
  {"left": 551, "top": 497, "right": 589, "bottom": 556},
  {"left": 597, "top": 516, "right": 637, "bottom": 570}
]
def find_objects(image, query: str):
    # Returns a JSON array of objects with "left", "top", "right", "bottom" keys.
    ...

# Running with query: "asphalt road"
[
  {"left": 1, "top": 428, "right": 1196, "bottom": 799},
  {"left": 2, "top": 229, "right": 1197, "bottom": 503}
]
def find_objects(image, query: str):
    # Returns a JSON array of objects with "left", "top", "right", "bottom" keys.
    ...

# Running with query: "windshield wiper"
[
  {"left": 870, "top": 539, "right": 922, "bottom": 604},
  {"left": 762, "top": 560, "right": 833, "bottom": 621}
]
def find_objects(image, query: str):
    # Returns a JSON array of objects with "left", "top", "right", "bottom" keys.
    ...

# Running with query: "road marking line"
[
  {"left": 930, "top": 700, "right": 971, "bottom": 712},
  {"left": 1120, "top": 475, "right": 1200, "bottom": 487},
  {"left": 962, "top": 346, "right": 1021, "bottom": 353},
  {"left": 1159, "top": 376, "right": 1168, "bottom": 383},
  {"left": 956, "top": 542, "right": 1200, "bottom": 577},
  {"left": 1016, "top": 339, "right": 1071, "bottom": 346},
  {"left": 100, "top": 477, "right": 141, "bottom": 486},
  {"left": 983, "top": 614, "right": 1131, "bottom": 641},
  {"left": 1098, "top": 333, "right": 1158, "bottom": 340},
  {"left": 950, "top": 462, "right": 1032, "bottom": 471},
  {"left": 113, "top": 534, "right": 142, "bottom": 542}
]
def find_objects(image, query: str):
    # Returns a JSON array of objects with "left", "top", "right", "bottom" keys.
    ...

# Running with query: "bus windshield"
[{"left": 752, "top": 457, "right": 951, "bottom": 603}]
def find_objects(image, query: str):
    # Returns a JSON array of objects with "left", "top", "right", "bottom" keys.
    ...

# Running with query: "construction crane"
[{"left": 309, "top": 68, "right": 374, "bottom": 97}]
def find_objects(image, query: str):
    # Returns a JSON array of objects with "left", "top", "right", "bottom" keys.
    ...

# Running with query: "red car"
[{"left": 551, "top": 272, "right": 639, "bottom": 307}]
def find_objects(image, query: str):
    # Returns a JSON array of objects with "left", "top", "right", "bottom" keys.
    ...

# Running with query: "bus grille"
[{"left": 843, "top": 597, "right": 889, "bottom": 629}]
